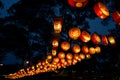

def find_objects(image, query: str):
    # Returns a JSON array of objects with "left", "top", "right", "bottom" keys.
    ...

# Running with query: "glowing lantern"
[
  {"left": 68, "top": 27, "right": 81, "bottom": 40},
  {"left": 58, "top": 52, "right": 65, "bottom": 59},
  {"left": 52, "top": 49, "right": 57, "bottom": 56},
  {"left": 89, "top": 47, "right": 95, "bottom": 54},
  {"left": 79, "top": 53, "right": 85, "bottom": 60},
  {"left": 80, "top": 31, "right": 91, "bottom": 43},
  {"left": 95, "top": 46, "right": 101, "bottom": 53},
  {"left": 108, "top": 35, "right": 116, "bottom": 46},
  {"left": 68, "top": 0, "right": 88, "bottom": 8},
  {"left": 46, "top": 54, "right": 52, "bottom": 60},
  {"left": 72, "top": 59, "right": 78, "bottom": 65},
  {"left": 72, "top": 44, "right": 81, "bottom": 53},
  {"left": 82, "top": 45, "right": 89, "bottom": 54},
  {"left": 60, "top": 59, "right": 66, "bottom": 64},
  {"left": 66, "top": 53, "right": 73, "bottom": 60},
  {"left": 102, "top": 35, "right": 108, "bottom": 46},
  {"left": 53, "top": 17, "right": 62, "bottom": 34},
  {"left": 53, "top": 57, "right": 59, "bottom": 63},
  {"left": 61, "top": 41, "right": 70, "bottom": 51},
  {"left": 94, "top": 2, "right": 109, "bottom": 19},
  {"left": 91, "top": 33, "right": 101, "bottom": 44},
  {"left": 112, "top": 11, "right": 120, "bottom": 25},
  {"left": 86, "top": 54, "right": 91, "bottom": 59},
  {"left": 73, "top": 53, "right": 79, "bottom": 60},
  {"left": 67, "top": 59, "right": 72, "bottom": 65},
  {"left": 52, "top": 37, "right": 59, "bottom": 48}
]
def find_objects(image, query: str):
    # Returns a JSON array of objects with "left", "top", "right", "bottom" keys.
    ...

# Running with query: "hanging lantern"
[
  {"left": 112, "top": 11, "right": 120, "bottom": 25},
  {"left": 72, "top": 44, "right": 81, "bottom": 53},
  {"left": 89, "top": 47, "right": 95, "bottom": 54},
  {"left": 53, "top": 57, "right": 60, "bottom": 64},
  {"left": 91, "top": 33, "right": 101, "bottom": 44},
  {"left": 67, "top": 59, "right": 72, "bottom": 65},
  {"left": 58, "top": 52, "right": 65, "bottom": 59},
  {"left": 61, "top": 41, "right": 70, "bottom": 51},
  {"left": 80, "top": 31, "right": 91, "bottom": 43},
  {"left": 66, "top": 53, "right": 73, "bottom": 60},
  {"left": 86, "top": 54, "right": 91, "bottom": 59},
  {"left": 60, "top": 58, "right": 66, "bottom": 64},
  {"left": 82, "top": 45, "right": 89, "bottom": 54},
  {"left": 68, "top": 0, "right": 88, "bottom": 8},
  {"left": 79, "top": 53, "right": 85, "bottom": 60},
  {"left": 52, "top": 49, "right": 57, "bottom": 56},
  {"left": 95, "top": 46, "right": 101, "bottom": 54},
  {"left": 93, "top": 2, "right": 109, "bottom": 19},
  {"left": 102, "top": 35, "right": 108, "bottom": 46},
  {"left": 73, "top": 53, "right": 79, "bottom": 60},
  {"left": 52, "top": 37, "right": 59, "bottom": 48},
  {"left": 68, "top": 27, "right": 81, "bottom": 40},
  {"left": 53, "top": 17, "right": 62, "bottom": 34},
  {"left": 108, "top": 35, "right": 116, "bottom": 46}
]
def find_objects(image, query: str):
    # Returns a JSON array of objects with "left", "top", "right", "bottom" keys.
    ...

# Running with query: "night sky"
[{"left": 0, "top": 0, "right": 120, "bottom": 80}]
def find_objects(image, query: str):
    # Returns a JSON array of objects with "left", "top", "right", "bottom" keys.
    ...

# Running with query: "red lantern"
[
  {"left": 80, "top": 31, "right": 91, "bottom": 43},
  {"left": 102, "top": 35, "right": 108, "bottom": 46},
  {"left": 82, "top": 45, "right": 89, "bottom": 54},
  {"left": 112, "top": 11, "right": 120, "bottom": 25},
  {"left": 94, "top": 2, "right": 109, "bottom": 19},
  {"left": 72, "top": 44, "right": 81, "bottom": 53},
  {"left": 68, "top": 27, "right": 81, "bottom": 40},
  {"left": 58, "top": 52, "right": 65, "bottom": 59},
  {"left": 61, "top": 41, "right": 70, "bottom": 51},
  {"left": 91, "top": 33, "right": 101, "bottom": 44},
  {"left": 68, "top": 0, "right": 88, "bottom": 8}
]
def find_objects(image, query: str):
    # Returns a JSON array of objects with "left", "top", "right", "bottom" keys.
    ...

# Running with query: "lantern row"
[
  {"left": 5, "top": 45, "right": 101, "bottom": 79},
  {"left": 68, "top": 0, "right": 120, "bottom": 25}
]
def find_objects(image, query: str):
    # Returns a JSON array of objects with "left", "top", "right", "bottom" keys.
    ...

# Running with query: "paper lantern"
[
  {"left": 58, "top": 52, "right": 65, "bottom": 59},
  {"left": 72, "top": 44, "right": 81, "bottom": 53},
  {"left": 112, "top": 11, "right": 120, "bottom": 25},
  {"left": 95, "top": 46, "right": 101, "bottom": 53},
  {"left": 73, "top": 53, "right": 79, "bottom": 60},
  {"left": 53, "top": 17, "right": 62, "bottom": 34},
  {"left": 52, "top": 49, "right": 57, "bottom": 56},
  {"left": 67, "top": 59, "right": 72, "bottom": 65},
  {"left": 102, "top": 35, "right": 108, "bottom": 46},
  {"left": 89, "top": 47, "right": 95, "bottom": 54},
  {"left": 94, "top": 2, "right": 109, "bottom": 19},
  {"left": 80, "top": 31, "right": 91, "bottom": 43},
  {"left": 53, "top": 57, "right": 60, "bottom": 63},
  {"left": 68, "top": 27, "right": 81, "bottom": 40},
  {"left": 61, "top": 41, "right": 70, "bottom": 51},
  {"left": 79, "top": 53, "right": 85, "bottom": 60},
  {"left": 52, "top": 37, "right": 59, "bottom": 48},
  {"left": 68, "top": 0, "right": 88, "bottom": 8},
  {"left": 108, "top": 35, "right": 116, "bottom": 46},
  {"left": 91, "top": 33, "right": 101, "bottom": 44},
  {"left": 66, "top": 53, "right": 73, "bottom": 60},
  {"left": 60, "top": 59, "right": 66, "bottom": 64},
  {"left": 82, "top": 45, "right": 89, "bottom": 54}
]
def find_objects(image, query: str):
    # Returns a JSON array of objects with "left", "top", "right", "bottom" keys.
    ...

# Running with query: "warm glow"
[
  {"left": 102, "top": 35, "right": 108, "bottom": 46},
  {"left": 73, "top": 53, "right": 79, "bottom": 60},
  {"left": 66, "top": 53, "right": 73, "bottom": 60},
  {"left": 89, "top": 47, "right": 95, "bottom": 54},
  {"left": 72, "top": 44, "right": 81, "bottom": 53},
  {"left": 95, "top": 46, "right": 101, "bottom": 53},
  {"left": 112, "top": 11, "right": 120, "bottom": 25},
  {"left": 58, "top": 52, "right": 65, "bottom": 59},
  {"left": 79, "top": 53, "right": 85, "bottom": 60},
  {"left": 108, "top": 35, "right": 116, "bottom": 45},
  {"left": 80, "top": 31, "right": 91, "bottom": 42},
  {"left": 61, "top": 41, "right": 70, "bottom": 51},
  {"left": 76, "top": 2, "right": 83, "bottom": 7},
  {"left": 86, "top": 54, "right": 91, "bottom": 59},
  {"left": 52, "top": 37, "right": 59, "bottom": 48},
  {"left": 53, "top": 18, "right": 62, "bottom": 34},
  {"left": 94, "top": 2, "right": 109, "bottom": 19},
  {"left": 82, "top": 45, "right": 89, "bottom": 54},
  {"left": 68, "top": 27, "right": 81, "bottom": 40},
  {"left": 53, "top": 57, "right": 60, "bottom": 63},
  {"left": 91, "top": 33, "right": 101, "bottom": 44},
  {"left": 52, "top": 49, "right": 57, "bottom": 56}
]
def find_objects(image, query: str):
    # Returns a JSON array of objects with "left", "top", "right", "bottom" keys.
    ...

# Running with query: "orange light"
[
  {"left": 72, "top": 44, "right": 81, "bottom": 53},
  {"left": 82, "top": 45, "right": 89, "bottom": 54},
  {"left": 53, "top": 57, "right": 60, "bottom": 63},
  {"left": 95, "top": 46, "right": 101, "bottom": 53},
  {"left": 91, "top": 33, "right": 101, "bottom": 44},
  {"left": 79, "top": 53, "right": 85, "bottom": 60},
  {"left": 52, "top": 37, "right": 59, "bottom": 48},
  {"left": 58, "top": 52, "right": 65, "bottom": 59},
  {"left": 53, "top": 17, "right": 62, "bottom": 34},
  {"left": 66, "top": 53, "right": 73, "bottom": 60},
  {"left": 68, "top": 27, "right": 81, "bottom": 40},
  {"left": 94, "top": 2, "right": 109, "bottom": 19},
  {"left": 73, "top": 53, "right": 79, "bottom": 60},
  {"left": 102, "top": 35, "right": 108, "bottom": 46},
  {"left": 52, "top": 49, "right": 57, "bottom": 56},
  {"left": 61, "top": 41, "right": 70, "bottom": 51},
  {"left": 80, "top": 31, "right": 91, "bottom": 43},
  {"left": 89, "top": 47, "right": 95, "bottom": 54},
  {"left": 108, "top": 35, "right": 116, "bottom": 46}
]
